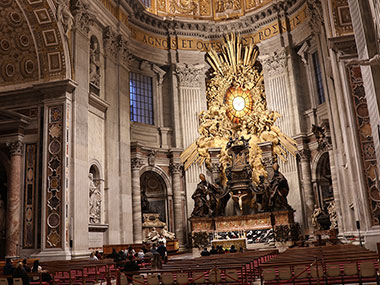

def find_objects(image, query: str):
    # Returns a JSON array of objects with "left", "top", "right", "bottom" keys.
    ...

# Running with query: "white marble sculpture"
[{"left": 89, "top": 173, "right": 101, "bottom": 224}]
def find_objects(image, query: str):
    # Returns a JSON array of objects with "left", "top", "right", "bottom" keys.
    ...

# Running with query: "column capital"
[
  {"left": 7, "top": 141, "right": 23, "bottom": 156},
  {"left": 103, "top": 26, "right": 119, "bottom": 60},
  {"left": 298, "top": 149, "right": 311, "bottom": 161},
  {"left": 170, "top": 162, "right": 183, "bottom": 174},
  {"left": 175, "top": 63, "right": 205, "bottom": 88},
  {"left": 261, "top": 49, "right": 288, "bottom": 77},
  {"left": 70, "top": 0, "right": 95, "bottom": 35},
  {"left": 131, "top": 158, "right": 144, "bottom": 170}
]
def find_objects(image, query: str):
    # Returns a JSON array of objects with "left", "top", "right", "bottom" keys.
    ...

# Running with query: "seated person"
[
  {"left": 22, "top": 259, "right": 31, "bottom": 273},
  {"left": 217, "top": 245, "right": 225, "bottom": 254},
  {"left": 229, "top": 245, "right": 237, "bottom": 253},
  {"left": 12, "top": 262, "right": 29, "bottom": 285},
  {"left": 3, "top": 258, "right": 15, "bottom": 275},
  {"left": 200, "top": 247, "right": 210, "bottom": 256},
  {"left": 210, "top": 246, "right": 218, "bottom": 254},
  {"left": 123, "top": 255, "right": 140, "bottom": 283},
  {"left": 89, "top": 251, "right": 98, "bottom": 260},
  {"left": 32, "top": 260, "right": 52, "bottom": 282}
]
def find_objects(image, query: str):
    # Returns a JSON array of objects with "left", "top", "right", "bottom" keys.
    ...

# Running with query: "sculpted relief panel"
[{"left": 148, "top": 0, "right": 272, "bottom": 21}]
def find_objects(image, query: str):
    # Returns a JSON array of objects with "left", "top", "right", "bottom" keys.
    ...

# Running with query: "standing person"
[
  {"left": 157, "top": 241, "right": 167, "bottom": 263},
  {"left": 150, "top": 243, "right": 157, "bottom": 254},
  {"left": 12, "top": 262, "right": 29, "bottom": 285}
]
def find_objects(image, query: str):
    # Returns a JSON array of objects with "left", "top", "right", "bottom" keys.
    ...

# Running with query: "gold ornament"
[{"left": 180, "top": 34, "right": 297, "bottom": 184}]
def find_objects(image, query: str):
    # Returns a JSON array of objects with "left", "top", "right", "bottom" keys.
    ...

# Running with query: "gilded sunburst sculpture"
[{"left": 180, "top": 34, "right": 297, "bottom": 184}]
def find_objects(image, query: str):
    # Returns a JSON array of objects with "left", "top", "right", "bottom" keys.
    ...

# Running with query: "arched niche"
[
  {"left": 314, "top": 152, "right": 334, "bottom": 210},
  {"left": 88, "top": 162, "right": 103, "bottom": 225},
  {"left": 89, "top": 35, "right": 101, "bottom": 93},
  {"left": 140, "top": 170, "right": 168, "bottom": 224}
]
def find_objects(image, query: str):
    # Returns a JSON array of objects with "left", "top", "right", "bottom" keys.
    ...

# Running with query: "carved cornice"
[
  {"left": 70, "top": 0, "right": 95, "bottom": 35},
  {"left": 131, "top": 157, "right": 144, "bottom": 170},
  {"left": 175, "top": 63, "right": 204, "bottom": 88},
  {"left": 170, "top": 162, "right": 183, "bottom": 174},
  {"left": 262, "top": 49, "right": 288, "bottom": 77},
  {"left": 103, "top": 26, "right": 119, "bottom": 60},
  {"left": 7, "top": 140, "right": 23, "bottom": 156}
]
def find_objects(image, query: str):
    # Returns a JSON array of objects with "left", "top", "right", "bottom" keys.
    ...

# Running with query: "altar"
[{"left": 212, "top": 238, "right": 247, "bottom": 250}]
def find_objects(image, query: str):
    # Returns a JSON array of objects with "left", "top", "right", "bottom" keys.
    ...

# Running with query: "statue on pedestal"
[
  {"left": 191, "top": 174, "right": 211, "bottom": 217},
  {"left": 311, "top": 205, "right": 322, "bottom": 231},
  {"left": 268, "top": 163, "right": 292, "bottom": 211}
]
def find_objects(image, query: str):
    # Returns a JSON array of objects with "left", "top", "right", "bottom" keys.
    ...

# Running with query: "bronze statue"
[
  {"left": 268, "top": 163, "right": 292, "bottom": 211},
  {"left": 191, "top": 174, "right": 211, "bottom": 217}
]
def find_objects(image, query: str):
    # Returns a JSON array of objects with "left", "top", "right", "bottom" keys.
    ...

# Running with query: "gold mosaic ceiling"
[{"left": 142, "top": 0, "right": 273, "bottom": 21}]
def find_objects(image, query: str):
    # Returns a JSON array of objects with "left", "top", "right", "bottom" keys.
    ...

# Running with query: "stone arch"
[
  {"left": 89, "top": 159, "right": 103, "bottom": 180},
  {"left": 140, "top": 165, "right": 172, "bottom": 192},
  {"left": 140, "top": 166, "right": 170, "bottom": 224},
  {"left": 0, "top": 0, "right": 70, "bottom": 88},
  {"left": 312, "top": 151, "right": 333, "bottom": 209}
]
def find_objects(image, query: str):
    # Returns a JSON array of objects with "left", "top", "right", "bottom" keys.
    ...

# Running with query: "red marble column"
[{"left": 6, "top": 141, "right": 23, "bottom": 257}]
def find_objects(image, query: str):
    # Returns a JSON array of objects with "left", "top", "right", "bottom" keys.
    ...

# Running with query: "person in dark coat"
[
  {"left": 12, "top": 262, "right": 30, "bottom": 285},
  {"left": 210, "top": 246, "right": 217, "bottom": 254},
  {"left": 3, "top": 258, "right": 14, "bottom": 275},
  {"left": 229, "top": 245, "right": 237, "bottom": 253},
  {"left": 123, "top": 255, "right": 140, "bottom": 283},
  {"left": 22, "top": 259, "right": 31, "bottom": 273},
  {"left": 156, "top": 242, "right": 167, "bottom": 263},
  {"left": 200, "top": 247, "right": 210, "bottom": 256}
]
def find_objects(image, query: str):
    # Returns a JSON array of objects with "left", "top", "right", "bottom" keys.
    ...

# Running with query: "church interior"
[{"left": 1, "top": 0, "right": 380, "bottom": 283}]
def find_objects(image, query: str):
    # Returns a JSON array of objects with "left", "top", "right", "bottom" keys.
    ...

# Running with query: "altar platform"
[{"left": 190, "top": 210, "right": 294, "bottom": 233}]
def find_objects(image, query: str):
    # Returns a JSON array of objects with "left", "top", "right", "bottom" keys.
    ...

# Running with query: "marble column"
[
  {"left": 6, "top": 141, "right": 23, "bottom": 257},
  {"left": 170, "top": 162, "right": 185, "bottom": 247},
  {"left": 298, "top": 149, "right": 314, "bottom": 230},
  {"left": 131, "top": 158, "right": 143, "bottom": 243}
]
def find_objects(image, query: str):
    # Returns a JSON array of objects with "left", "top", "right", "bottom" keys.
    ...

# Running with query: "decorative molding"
[
  {"left": 262, "top": 49, "right": 288, "bottom": 77},
  {"left": 148, "top": 150, "right": 158, "bottom": 166},
  {"left": 347, "top": 65, "right": 380, "bottom": 226},
  {"left": 131, "top": 157, "right": 144, "bottom": 170},
  {"left": 70, "top": 0, "right": 95, "bottom": 35},
  {"left": 175, "top": 63, "right": 204, "bottom": 88},
  {"left": 89, "top": 92, "right": 109, "bottom": 113},
  {"left": 118, "top": 35, "right": 132, "bottom": 67},
  {"left": 46, "top": 105, "right": 64, "bottom": 248},
  {"left": 23, "top": 144, "right": 37, "bottom": 248},
  {"left": 7, "top": 141, "right": 23, "bottom": 156}
]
